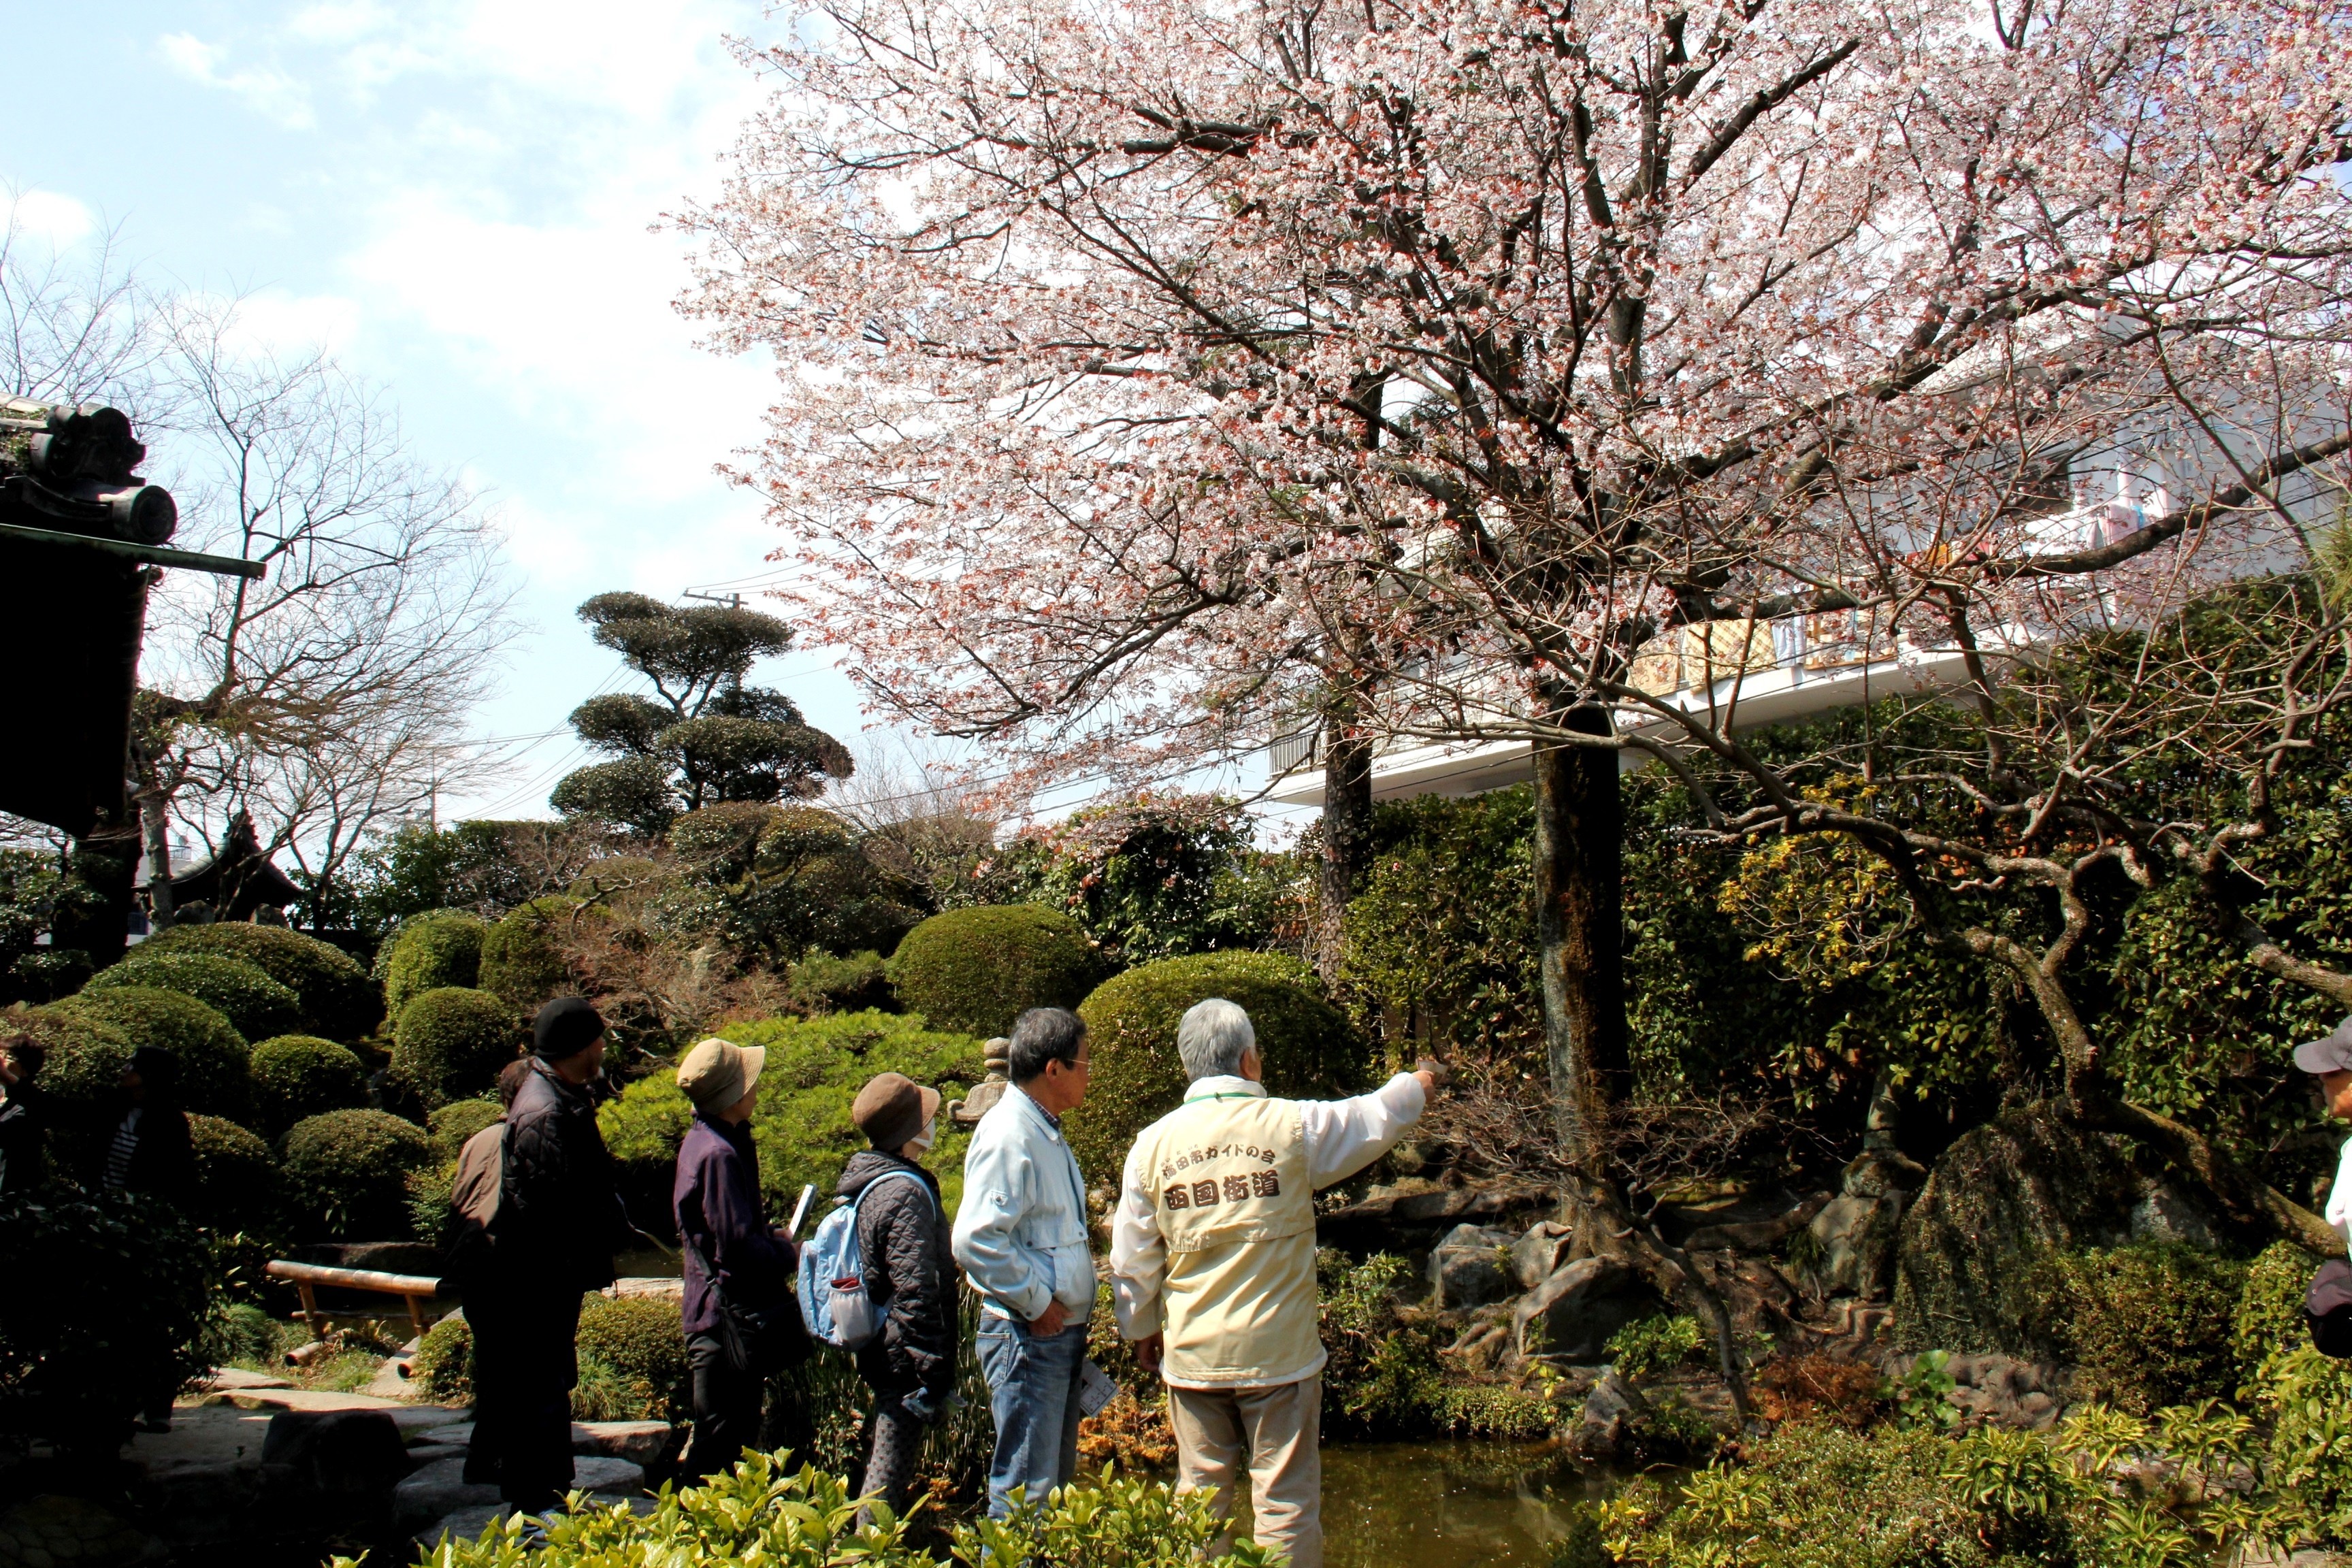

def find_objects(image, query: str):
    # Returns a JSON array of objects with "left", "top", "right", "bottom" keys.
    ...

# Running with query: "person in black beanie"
[{"left": 468, "top": 997, "right": 632, "bottom": 1516}]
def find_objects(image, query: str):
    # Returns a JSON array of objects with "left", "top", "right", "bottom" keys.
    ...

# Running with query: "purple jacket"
[{"left": 673, "top": 1114, "right": 796, "bottom": 1336}]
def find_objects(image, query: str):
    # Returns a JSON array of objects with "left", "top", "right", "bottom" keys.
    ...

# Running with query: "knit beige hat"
[{"left": 676, "top": 1037, "right": 768, "bottom": 1113}]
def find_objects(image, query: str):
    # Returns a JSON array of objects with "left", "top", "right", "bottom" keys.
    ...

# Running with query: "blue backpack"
[{"left": 799, "top": 1169, "right": 934, "bottom": 1350}]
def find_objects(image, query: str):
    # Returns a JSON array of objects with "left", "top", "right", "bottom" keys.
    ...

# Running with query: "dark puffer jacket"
[
  {"left": 838, "top": 1149, "right": 957, "bottom": 1396},
  {"left": 495, "top": 1060, "right": 630, "bottom": 1292}
]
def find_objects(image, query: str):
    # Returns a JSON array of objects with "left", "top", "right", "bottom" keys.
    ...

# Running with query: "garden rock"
[
  {"left": 1510, "top": 1222, "right": 1577, "bottom": 1290},
  {"left": 1427, "top": 1224, "right": 1515, "bottom": 1308},
  {"left": 419, "top": 1421, "right": 672, "bottom": 1467},
  {"left": 259, "top": 1408, "right": 411, "bottom": 1494},
  {"left": 1895, "top": 1105, "right": 2227, "bottom": 1352},
  {"left": 416, "top": 1505, "right": 511, "bottom": 1555},
  {"left": 1512, "top": 1257, "right": 1664, "bottom": 1362},
  {"left": 1574, "top": 1370, "right": 1648, "bottom": 1459},
  {"left": 394, "top": 1455, "right": 645, "bottom": 1525}
]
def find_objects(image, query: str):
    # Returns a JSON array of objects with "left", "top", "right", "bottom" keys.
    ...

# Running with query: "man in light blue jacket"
[{"left": 951, "top": 1006, "right": 1096, "bottom": 1518}]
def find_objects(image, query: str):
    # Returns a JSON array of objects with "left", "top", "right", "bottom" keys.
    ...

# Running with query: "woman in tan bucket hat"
[{"left": 672, "top": 1036, "right": 798, "bottom": 1479}]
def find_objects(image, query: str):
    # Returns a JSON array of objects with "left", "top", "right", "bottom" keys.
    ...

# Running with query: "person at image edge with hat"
[
  {"left": 673, "top": 1036, "right": 800, "bottom": 1479},
  {"left": 842, "top": 1071, "right": 958, "bottom": 1524},
  {"left": 2296, "top": 1015, "right": 2352, "bottom": 1258},
  {"left": 472, "top": 997, "right": 632, "bottom": 1517}
]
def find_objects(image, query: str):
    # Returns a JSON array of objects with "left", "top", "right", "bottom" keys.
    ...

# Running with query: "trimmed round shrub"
[
  {"left": 393, "top": 987, "right": 518, "bottom": 1105},
  {"left": 382, "top": 912, "right": 486, "bottom": 1020},
  {"left": 575, "top": 1294, "right": 691, "bottom": 1424},
  {"left": 88, "top": 952, "right": 302, "bottom": 1044},
  {"left": 11, "top": 1001, "right": 135, "bottom": 1119},
  {"left": 428, "top": 1096, "right": 502, "bottom": 1157},
  {"left": 478, "top": 897, "right": 579, "bottom": 1013},
  {"left": 1066, "top": 951, "right": 1367, "bottom": 1177},
  {"left": 885, "top": 905, "right": 1098, "bottom": 1038},
  {"left": 249, "top": 1034, "right": 370, "bottom": 1137},
  {"left": 280, "top": 1108, "right": 433, "bottom": 1239},
  {"left": 50, "top": 985, "right": 252, "bottom": 1124},
  {"left": 411, "top": 1310, "right": 473, "bottom": 1405},
  {"left": 140, "top": 923, "right": 382, "bottom": 1041},
  {"left": 188, "top": 1113, "right": 282, "bottom": 1235}
]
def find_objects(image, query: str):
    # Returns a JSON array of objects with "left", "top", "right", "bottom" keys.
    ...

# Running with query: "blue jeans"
[{"left": 975, "top": 1313, "right": 1089, "bottom": 1518}]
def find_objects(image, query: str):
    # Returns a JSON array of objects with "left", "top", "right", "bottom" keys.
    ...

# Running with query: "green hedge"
[
  {"left": 392, "top": 987, "right": 517, "bottom": 1106},
  {"left": 479, "top": 897, "right": 580, "bottom": 1013},
  {"left": 49, "top": 986, "right": 252, "bottom": 1124},
  {"left": 9, "top": 1003, "right": 135, "bottom": 1135},
  {"left": 280, "top": 1108, "right": 434, "bottom": 1239},
  {"left": 188, "top": 1113, "right": 282, "bottom": 1236},
  {"left": 0, "top": 1189, "right": 215, "bottom": 1459},
  {"left": 248, "top": 1034, "right": 371, "bottom": 1137},
  {"left": 143, "top": 923, "right": 382, "bottom": 1041},
  {"left": 382, "top": 911, "right": 486, "bottom": 1020},
  {"left": 417, "top": 1448, "right": 1263, "bottom": 1567},
  {"left": 87, "top": 952, "right": 303, "bottom": 1044},
  {"left": 428, "top": 1097, "right": 503, "bottom": 1157},
  {"left": 1065, "top": 951, "right": 1365, "bottom": 1178},
  {"left": 885, "top": 904, "right": 1098, "bottom": 1038},
  {"left": 411, "top": 1296, "right": 692, "bottom": 1425},
  {"left": 600, "top": 1010, "right": 982, "bottom": 1219},
  {"left": 575, "top": 1295, "right": 692, "bottom": 1424}
]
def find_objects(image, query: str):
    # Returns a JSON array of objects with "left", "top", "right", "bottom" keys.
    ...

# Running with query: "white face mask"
[{"left": 908, "top": 1118, "right": 936, "bottom": 1152}]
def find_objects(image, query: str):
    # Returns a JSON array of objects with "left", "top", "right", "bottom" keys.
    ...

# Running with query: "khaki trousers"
[{"left": 1166, "top": 1375, "right": 1322, "bottom": 1568}]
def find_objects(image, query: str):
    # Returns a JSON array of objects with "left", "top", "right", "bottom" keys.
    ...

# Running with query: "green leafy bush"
[
  {"left": 143, "top": 921, "right": 382, "bottom": 1041},
  {"left": 280, "top": 1108, "right": 434, "bottom": 1239},
  {"left": 392, "top": 987, "right": 517, "bottom": 1106},
  {"left": 397, "top": 1448, "right": 1267, "bottom": 1568},
  {"left": 2018, "top": 1242, "right": 2248, "bottom": 1414},
  {"left": 1605, "top": 1394, "right": 2352, "bottom": 1568},
  {"left": 1309, "top": 1250, "right": 1549, "bottom": 1439},
  {"left": 50, "top": 985, "right": 252, "bottom": 1123},
  {"left": 203, "top": 1301, "right": 284, "bottom": 1369},
  {"left": 1605, "top": 1315, "right": 1708, "bottom": 1383},
  {"left": 0, "top": 1188, "right": 216, "bottom": 1458},
  {"left": 188, "top": 1113, "right": 282, "bottom": 1235},
  {"left": 479, "top": 897, "right": 580, "bottom": 1012},
  {"left": 248, "top": 1034, "right": 370, "bottom": 1137},
  {"left": 429, "top": 1097, "right": 503, "bottom": 1156},
  {"left": 600, "top": 1011, "right": 981, "bottom": 1219},
  {"left": 786, "top": 950, "right": 896, "bottom": 1014},
  {"left": 885, "top": 905, "right": 1098, "bottom": 1038},
  {"left": 1065, "top": 951, "right": 1366, "bottom": 1179},
  {"left": 576, "top": 1295, "right": 692, "bottom": 1424},
  {"left": 87, "top": 951, "right": 304, "bottom": 1043},
  {"left": 382, "top": 911, "right": 486, "bottom": 1019}
]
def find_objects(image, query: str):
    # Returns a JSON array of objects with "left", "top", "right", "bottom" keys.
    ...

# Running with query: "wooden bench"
[{"left": 265, "top": 1258, "right": 446, "bottom": 1340}]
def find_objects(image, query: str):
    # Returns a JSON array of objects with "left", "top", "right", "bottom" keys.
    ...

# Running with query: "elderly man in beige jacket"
[{"left": 1109, "top": 998, "right": 1439, "bottom": 1568}]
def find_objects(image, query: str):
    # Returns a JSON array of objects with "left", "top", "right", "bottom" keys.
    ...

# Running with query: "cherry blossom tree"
[{"left": 685, "top": 0, "right": 2352, "bottom": 1399}]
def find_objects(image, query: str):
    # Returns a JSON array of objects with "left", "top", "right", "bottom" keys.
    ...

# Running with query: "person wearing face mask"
[{"left": 840, "top": 1071, "right": 958, "bottom": 1523}]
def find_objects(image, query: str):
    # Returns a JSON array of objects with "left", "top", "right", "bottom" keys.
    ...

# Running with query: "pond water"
[{"left": 1243, "top": 1441, "right": 1618, "bottom": 1568}]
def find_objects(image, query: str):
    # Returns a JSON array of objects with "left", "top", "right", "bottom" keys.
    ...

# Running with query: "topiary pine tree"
[{"left": 549, "top": 593, "right": 853, "bottom": 838}]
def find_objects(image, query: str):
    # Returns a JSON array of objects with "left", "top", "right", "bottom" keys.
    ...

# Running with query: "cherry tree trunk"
[
  {"left": 1532, "top": 704, "right": 1752, "bottom": 1418},
  {"left": 1315, "top": 721, "right": 1375, "bottom": 986},
  {"left": 1531, "top": 708, "right": 1631, "bottom": 1160}
]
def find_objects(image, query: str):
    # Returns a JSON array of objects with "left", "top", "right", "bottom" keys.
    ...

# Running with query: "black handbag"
[
  {"left": 2307, "top": 1257, "right": 2352, "bottom": 1358},
  {"left": 683, "top": 1228, "right": 812, "bottom": 1374}
]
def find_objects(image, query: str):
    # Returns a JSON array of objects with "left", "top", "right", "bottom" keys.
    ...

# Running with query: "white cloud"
[
  {"left": 7, "top": 189, "right": 95, "bottom": 248},
  {"left": 212, "top": 287, "right": 365, "bottom": 358},
  {"left": 157, "top": 33, "right": 317, "bottom": 129}
]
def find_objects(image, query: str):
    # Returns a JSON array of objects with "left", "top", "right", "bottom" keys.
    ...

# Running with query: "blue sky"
[
  {"left": 5, "top": 0, "right": 862, "bottom": 821},
  {"left": 5, "top": 0, "right": 1296, "bottom": 836}
]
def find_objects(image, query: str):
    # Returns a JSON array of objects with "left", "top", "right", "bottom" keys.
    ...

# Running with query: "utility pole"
[{"left": 681, "top": 589, "right": 743, "bottom": 608}]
